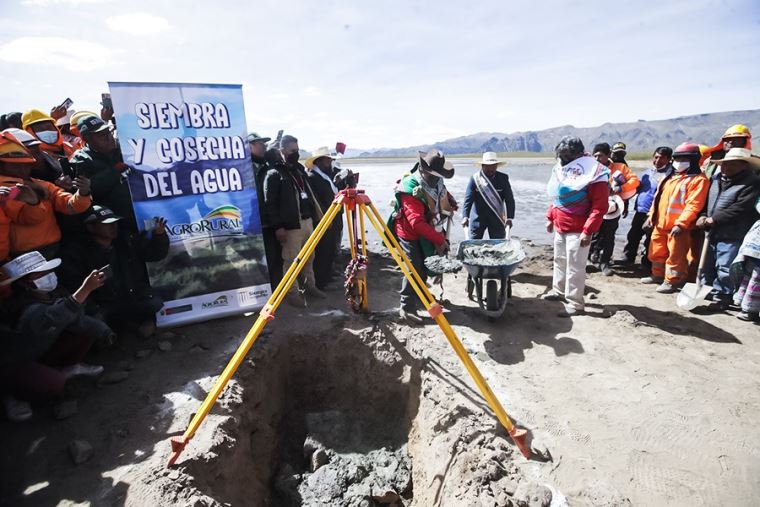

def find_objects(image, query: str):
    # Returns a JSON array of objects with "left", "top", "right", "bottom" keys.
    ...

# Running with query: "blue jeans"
[{"left": 701, "top": 239, "right": 741, "bottom": 300}]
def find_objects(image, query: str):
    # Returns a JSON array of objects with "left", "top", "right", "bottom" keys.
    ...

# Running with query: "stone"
[
  {"left": 372, "top": 489, "right": 399, "bottom": 503},
  {"left": 513, "top": 481, "right": 552, "bottom": 507},
  {"left": 68, "top": 439, "right": 93, "bottom": 465},
  {"left": 168, "top": 470, "right": 180, "bottom": 480},
  {"left": 117, "top": 360, "right": 135, "bottom": 371},
  {"left": 98, "top": 371, "right": 129, "bottom": 385},
  {"left": 160, "top": 331, "right": 177, "bottom": 340},
  {"left": 157, "top": 341, "right": 172, "bottom": 352},
  {"left": 135, "top": 349, "right": 152, "bottom": 359},
  {"left": 311, "top": 448, "right": 329, "bottom": 472},
  {"left": 53, "top": 400, "right": 78, "bottom": 420}
]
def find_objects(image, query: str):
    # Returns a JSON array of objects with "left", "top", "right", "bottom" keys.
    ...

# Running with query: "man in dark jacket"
[
  {"left": 247, "top": 132, "right": 281, "bottom": 287},
  {"left": 59, "top": 205, "right": 169, "bottom": 338},
  {"left": 262, "top": 135, "right": 325, "bottom": 306},
  {"left": 69, "top": 116, "right": 135, "bottom": 230},
  {"left": 696, "top": 148, "right": 760, "bottom": 307},
  {"left": 461, "top": 152, "right": 515, "bottom": 239},
  {"left": 305, "top": 146, "right": 345, "bottom": 290}
]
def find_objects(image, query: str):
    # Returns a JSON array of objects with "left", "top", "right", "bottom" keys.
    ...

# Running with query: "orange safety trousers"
[{"left": 649, "top": 227, "right": 692, "bottom": 285}]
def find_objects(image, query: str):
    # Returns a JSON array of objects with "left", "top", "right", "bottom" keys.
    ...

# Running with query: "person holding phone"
[
  {"left": 70, "top": 116, "right": 135, "bottom": 230},
  {"left": 0, "top": 131, "right": 92, "bottom": 260},
  {"left": 0, "top": 251, "right": 114, "bottom": 422},
  {"left": 59, "top": 205, "right": 169, "bottom": 339}
]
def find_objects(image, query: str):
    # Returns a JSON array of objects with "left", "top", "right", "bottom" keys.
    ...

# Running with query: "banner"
[{"left": 108, "top": 82, "right": 271, "bottom": 326}]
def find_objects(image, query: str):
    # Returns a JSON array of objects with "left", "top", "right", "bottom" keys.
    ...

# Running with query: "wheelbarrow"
[{"left": 457, "top": 238, "right": 526, "bottom": 319}]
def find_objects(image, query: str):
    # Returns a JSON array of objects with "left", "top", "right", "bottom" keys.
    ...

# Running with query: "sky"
[{"left": 1, "top": 0, "right": 759, "bottom": 151}]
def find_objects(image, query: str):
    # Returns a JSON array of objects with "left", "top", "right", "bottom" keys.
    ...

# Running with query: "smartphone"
[
  {"left": 60, "top": 98, "right": 74, "bottom": 110},
  {"left": 99, "top": 264, "right": 113, "bottom": 281},
  {"left": 101, "top": 93, "right": 112, "bottom": 110},
  {"left": 60, "top": 157, "right": 76, "bottom": 179},
  {"left": 0, "top": 186, "right": 20, "bottom": 203}
]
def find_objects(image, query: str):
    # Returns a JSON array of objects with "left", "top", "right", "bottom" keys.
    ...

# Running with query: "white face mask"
[
  {"left": 33, "top": 272, "right": 58, "bottom": 292},
  {"left": 673, "top": 160, "right": 690, "bottom": 173},
  {"left": 36, "top": 130, "right": 59, "bottom": 144}
]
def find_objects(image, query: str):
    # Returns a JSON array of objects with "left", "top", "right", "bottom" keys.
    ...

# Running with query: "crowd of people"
[
  {"left": 0, "top": 105, "right": 169, "bottom": 422},
  {"left": 540, "top": 126, "right": 760, "bottom": 319},
  {"left": 1, "top": 98, "right": 758, "bottom": 423}
]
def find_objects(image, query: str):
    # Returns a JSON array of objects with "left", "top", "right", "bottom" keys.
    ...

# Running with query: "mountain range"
[{"left": 359, "top": 109, "right": 760, "bottom": 157}]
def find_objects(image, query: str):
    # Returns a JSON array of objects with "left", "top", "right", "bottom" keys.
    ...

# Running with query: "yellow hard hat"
[
  {"left": 722, "top": 124, "right": 751, "bottom": 139},
  {"left": 21, "top": 109, "right": 55, "bottom": 130}
]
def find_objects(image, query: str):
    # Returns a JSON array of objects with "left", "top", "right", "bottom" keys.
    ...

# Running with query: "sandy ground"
[{"left": 1, "top": 241, "right": 759, "bottom": 506}]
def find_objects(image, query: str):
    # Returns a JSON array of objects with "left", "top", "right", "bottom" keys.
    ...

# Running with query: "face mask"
[
  {"left": 673, "top": 161, "right": 690, "bottom": 173},
  {"left": 36, "top": 130, "right": 59, "bottom": 144},
  {"left": 33, "top": 272, "right": 58, "bottom": 292},
  {"left": 285, "top": 152, "right": 300, "bottom": 164}
]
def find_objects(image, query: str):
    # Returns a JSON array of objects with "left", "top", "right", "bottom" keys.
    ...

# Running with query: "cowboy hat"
[
  {"left": 474, "top": 151, "right": 506, "bottom": 167},
  {"left": 604, "top": 195, "right": 624, "bottom": 220},
  {"left": 712, "top": 147, "right": 760, "bottom": 169},
  {"left": 0, "top": 251, "right": 61, "bottom": 286},
  {"left": 416, "top": 149, "right": 454, "bottom": 179},
  {"left": 305, "top": 146, "right": 335, "bottom": 169}
]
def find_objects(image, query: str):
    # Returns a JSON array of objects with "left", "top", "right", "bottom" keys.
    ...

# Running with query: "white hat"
[
  {"left": 713, "top": 148, "right": 760, "bottom": 170},
  {"left": 305, "top": 146, "right": 335, "bottom": 169},
  {"left": 0, "top": 251, "right": 61, "bottom": 286},
  {"left": 474, "top": 152, "right": 506, "bottom": 167},
  {"left": 55, "top": 108, "right": 74, "bottom": 127},
  {"left": 604, "top": 195, "right": 624, "bottom": 220}
]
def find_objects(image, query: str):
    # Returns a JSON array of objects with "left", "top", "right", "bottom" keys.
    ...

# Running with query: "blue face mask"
[{"left": 36, "top": 130, "right": 59, "bottom": 144}]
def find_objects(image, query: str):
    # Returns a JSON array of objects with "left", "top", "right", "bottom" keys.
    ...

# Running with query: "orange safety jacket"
[
  {"left": 0, "top": 184, "right": 49, "bottom": 261},
  {"left": 649, "top": 171, "right": 709, "bottom": 231},
  {"left": 0, "top": 177, "right": 91, "bottom": 254},
  {"left": 609, "top": 162, "right": 640, "bottom": 200}
]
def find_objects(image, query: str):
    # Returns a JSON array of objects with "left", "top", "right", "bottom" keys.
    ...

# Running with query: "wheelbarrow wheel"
[{"left": 486, "top": 280, "right": 499, "bottom": 312}]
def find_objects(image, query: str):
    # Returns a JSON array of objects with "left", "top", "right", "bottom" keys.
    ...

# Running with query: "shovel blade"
[{"left": 677, "top": 283, "right": 712, "bottom": 310}]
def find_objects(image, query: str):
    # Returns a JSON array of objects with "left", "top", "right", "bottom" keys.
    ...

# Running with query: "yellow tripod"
[{"left": 167, "top": 189, "right": 529, "bottom": 466}]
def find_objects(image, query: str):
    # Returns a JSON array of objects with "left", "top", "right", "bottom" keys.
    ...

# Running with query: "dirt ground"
[{"left": 2, "top": 241, "right": 759, "bottom": 506}]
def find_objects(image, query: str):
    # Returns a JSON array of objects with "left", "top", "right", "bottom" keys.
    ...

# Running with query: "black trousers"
[
  {"left": 623, "top": 211, "right": 652, "bottom": 267},
  {"left": 313, "top": 221, "right": 342, "bottom": 289},
  {"left": 262, "top": 227, "right": 283, "bottom": 288},
  {"left": 590, "top": 216, "right": 620, "bottom": 264}
]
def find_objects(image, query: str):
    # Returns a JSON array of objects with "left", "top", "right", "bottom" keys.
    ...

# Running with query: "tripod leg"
[
  {"left": 167, "top": 201, "right": 343, "bottom": 466},
  {"left": 362, "top": 202, "right": 531, "bottom": 458}
]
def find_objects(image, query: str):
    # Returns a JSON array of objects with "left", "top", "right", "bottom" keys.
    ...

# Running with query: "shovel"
[{"left": 677, "top": 232, "right": 712, "bottom": 311}]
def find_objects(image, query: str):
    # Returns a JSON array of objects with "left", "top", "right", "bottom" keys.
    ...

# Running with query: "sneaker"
[
  {"left": 540, "top": 292, "right": 564, "bottom": 302},
  {"left": 640, "top": 276, "right": 663, "bottom": 284},
  {"left": 557, "top": 305, "right": 584, "bottom": 318},
  {"left": 398, "top": 309, "right": 423, "bottom": 325},
  {"left": 305, "top": 285, "right": 327, "bottom": 299},
  {"left": 62, "top": 363, "right": 104, "bottom": 380},
  {"left": 286, "top": 292, "right": 306, "bottom": 308},
  {"left": 600, "top": 263, "right": 614, "bottom": 277},
  {"left": 589, "top": 252, "right": 600, "bottom": 264},
  {"left": 655, "top": 282, "right": 677, "bottom": 294},
  {"left": 737, "top": 311, "right": 760, "bottom": 322},
  {"left": 3, "top": 396, "right": 32, "bottom": 422},
  {"left": 613, "top": 257, "right": 634, "bottom": 266}
]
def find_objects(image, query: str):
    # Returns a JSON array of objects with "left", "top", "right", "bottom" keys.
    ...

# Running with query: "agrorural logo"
[
  {"left": 201, "top": 295, "right": 229, "bottom": 309},
  {"left": 167, "top": 205, "right": 243, "bottom": 239}
]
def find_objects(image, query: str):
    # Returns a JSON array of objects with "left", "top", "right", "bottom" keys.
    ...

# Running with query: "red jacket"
[
  {"left": 394, "top": 194, "right": 446, "bottom": 245},
  {"left": 546, "top": 181, "right": 609, "bottom": 234}
]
